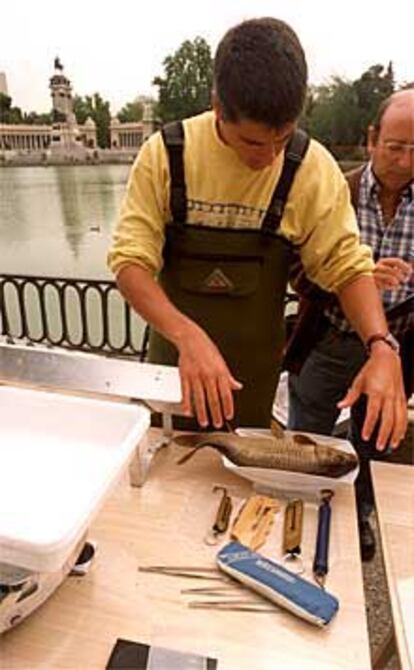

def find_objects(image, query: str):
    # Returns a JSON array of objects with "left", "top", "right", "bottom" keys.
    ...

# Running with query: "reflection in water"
[
  {"left": 55, "top": 167, "right": 85, "bottom": 258},
  {"left": 1, "top": 163, "right": 147, "bottom": 347},
  {"left": 0, "top": 168, "right": 28, "bottom": 239},
  {"left": 0, "top": 164, "right": 131, "bottom": 278}
]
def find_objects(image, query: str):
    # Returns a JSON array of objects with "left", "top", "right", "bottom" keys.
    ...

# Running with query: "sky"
[{"left": 1, "top": 0, "right": 413, "bottom": 115}]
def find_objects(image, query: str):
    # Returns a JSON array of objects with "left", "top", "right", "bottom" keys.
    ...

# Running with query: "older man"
[{"left": 288, "top": 89, "right": 414, "bottom": 560}]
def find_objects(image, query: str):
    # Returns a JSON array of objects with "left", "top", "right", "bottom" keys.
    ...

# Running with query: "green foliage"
[
  {"left": 302, "top": 63, "right": 396, "bottom": 155},
  {"left": 117, "top": 100, "right": 144, "bottom": 123},
  {"left": 353, "top": 62, "right": 394, "bottom": 138},
  {"left": 304, "top": 78, "right": 363, "bottom": 151},
  {"left": 23, "top": 111, "right": 52, "bottom": 125},
  {"left": 153, "top": 37, "right": 213, "bottom": 122},
  {"left": 0, "top": 93, "right": 23, "bottom": 124},
  {"left": 0, "top": 93, "right": 51, "bottom": 125},
  {"left": 73, "top": 95, "right": 90, "bottom": 125},
  {"left": 73, "top": 93, "right": 111, "bottom": 148}
]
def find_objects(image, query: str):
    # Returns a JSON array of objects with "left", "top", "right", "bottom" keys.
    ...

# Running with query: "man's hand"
[
  {"left": 374, "top": 257, "right": 412, "bottom": 290},
  {"left": 116, "top": 265, "right": 243, "bottom": 429},
  {"left": 176, "top": 322, "right": 243, "bottom": 428},
  {"left": 337, "top": 342, "right": 407, "bottom": 450}
]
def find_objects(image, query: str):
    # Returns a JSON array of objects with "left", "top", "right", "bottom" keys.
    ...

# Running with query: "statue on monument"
[{"left": 54, "top": 57, "right": 63, "bottom": 71}]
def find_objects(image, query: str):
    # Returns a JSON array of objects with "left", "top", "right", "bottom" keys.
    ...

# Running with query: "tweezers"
[
  {"left": 138, "top": 566, "right": 223, "bottom": 580},
  {"left": 188, "top": 599, "right": 277, "bottom": 612},
  {"left": 181, "top": 585, "right": 241, "bottom": 594}
]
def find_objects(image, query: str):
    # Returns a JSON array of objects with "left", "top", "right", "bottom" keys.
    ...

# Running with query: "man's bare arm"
[{"left": 337, "top": 275, "right": 407, "bottom": 450}]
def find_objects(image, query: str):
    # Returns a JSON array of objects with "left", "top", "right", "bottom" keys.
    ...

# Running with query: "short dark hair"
[{"left": 214, "top": 17, "right": 308, "bottom": 128}]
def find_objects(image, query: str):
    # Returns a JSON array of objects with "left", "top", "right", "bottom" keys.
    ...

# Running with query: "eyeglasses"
[{"left": 381, "top": 140, "right": 414, "bottom": 155}]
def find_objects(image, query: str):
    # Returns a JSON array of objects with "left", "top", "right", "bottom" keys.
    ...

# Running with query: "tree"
[
  {"left": 305, "top": 77, "right": 361, "bottom": 148},
  {"left": 153, "top": 37, "right": 213, "bottom": 122},
  {"left": 23, "top": 111, "right": 52, "bottom": 125},
  {"left": 92, "top": 94, "right": 111, "bottom": 148},
  {"left": 73, "top": 93, "right": 111, "bottom": 148},
  {"left": 0, "top": 93, "right": 23, "bottom": 124},
  {"left": 302, "top": 63, "right": 396, "bottom": 157},
  {"left": 117, "top": 100, "right": 144, "bottom": 123},
  {"left": 73, "top": 95, "right": 90, "bottom": 125},
  {"left": 0, "top": 94, "right": 51, "bottom": 125},
  {"left": 352, "top": 62, "right": 395, "bottom": 141}
]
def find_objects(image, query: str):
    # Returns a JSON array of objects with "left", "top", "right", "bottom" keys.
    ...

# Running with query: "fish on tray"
[{"left": 174, "top": 427, "right": 358, "bottom": 478}]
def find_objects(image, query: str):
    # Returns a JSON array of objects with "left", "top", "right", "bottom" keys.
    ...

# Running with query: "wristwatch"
[{"left": 365, "top": 332, "right": 400, "bottom": 355}]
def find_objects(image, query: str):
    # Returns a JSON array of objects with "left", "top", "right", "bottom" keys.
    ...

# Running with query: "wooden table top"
[
  {"left": 1, "top": 438, "right": 370, "bottom": 670},
  {"left": 371, "top": 461, "right": 414, "bottom": 670}
]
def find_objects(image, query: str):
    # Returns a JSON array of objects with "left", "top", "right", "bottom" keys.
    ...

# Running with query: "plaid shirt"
[{"left": 325, "top": 163, "right": 414, "bottom": 336}]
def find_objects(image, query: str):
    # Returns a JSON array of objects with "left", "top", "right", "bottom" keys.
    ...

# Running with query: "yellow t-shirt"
[{"left": 108, "top": 111, "right": 374, "bottom": 292}]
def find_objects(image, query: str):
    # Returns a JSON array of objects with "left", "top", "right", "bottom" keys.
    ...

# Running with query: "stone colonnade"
[
  {"left": 110, "top": 121, "right": 144, "bottom": 150},
  {"left": 0, "top": 125, "right": 51, "bottom": 151}
]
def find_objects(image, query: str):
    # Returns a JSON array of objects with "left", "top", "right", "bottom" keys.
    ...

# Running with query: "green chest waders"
[{"left": 148, "top": 122, "right": 309, "bottom": 428}]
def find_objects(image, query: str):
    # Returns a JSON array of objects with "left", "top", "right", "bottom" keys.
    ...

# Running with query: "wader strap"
[
  {"left": 162, "top": 121, "right": 309, "bottom": 234},
  {"left": 261, "top": 128, "right": 310, "bottom": 235},
  {"left": 161, "top": 121, "right": 186, "bottom": 225}
]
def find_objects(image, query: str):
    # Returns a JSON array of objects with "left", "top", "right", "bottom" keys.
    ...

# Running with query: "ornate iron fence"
[
  {"left": 0, "top": 273, "right": 147, "bottom": 358},
  {"left": 0, "top": 272, "right": 298, "bottom": 359}
]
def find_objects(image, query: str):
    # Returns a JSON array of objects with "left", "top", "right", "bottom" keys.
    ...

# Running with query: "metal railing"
[
  {"left": 0, "top": 272, "right": 298, "bottom": 358},
  {"left": 0, "top": 273, "right": 146, "bottom": 357}
]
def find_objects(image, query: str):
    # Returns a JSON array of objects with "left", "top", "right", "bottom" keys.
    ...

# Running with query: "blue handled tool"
[
  {"left": 217, "top": 541, "right": 339, "bottom": 626},
  {"left": 313, "top": 489, "right": 334, "bottom": 588}
]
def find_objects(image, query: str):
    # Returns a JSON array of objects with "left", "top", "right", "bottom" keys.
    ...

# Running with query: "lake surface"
[
  {"left": 0, "top": 164, "right": 131, "bottom": 279},
  {"left": 0, "top": 164, "right": 150, "bottom": 349}
]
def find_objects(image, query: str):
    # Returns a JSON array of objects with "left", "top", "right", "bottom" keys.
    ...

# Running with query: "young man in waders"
[{"left": 108, "top": 17, "right": 407, "bottom": 451}]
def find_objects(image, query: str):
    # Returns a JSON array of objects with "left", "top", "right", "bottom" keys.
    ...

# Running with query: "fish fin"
[
  {"left": 270, "top": 419, "right": 285, "bottom": 439},
  {"left": 176, "top": 446, "right": 202, "bottom": 465},
  {"left": 292, "top": 433, "right": 318, "bottom": 445},
  {"left": 173, "top": 433, "right": 205, "bottom": 448}
]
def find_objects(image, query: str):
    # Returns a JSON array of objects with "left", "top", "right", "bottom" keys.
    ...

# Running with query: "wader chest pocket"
[{"left": 172, "top": 257, "right": 262, "bottom": 297}]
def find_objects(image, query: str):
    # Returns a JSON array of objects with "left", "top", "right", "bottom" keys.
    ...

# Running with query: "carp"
[{"left": 174, "top": 430, "right": 358, "bottom": 478}]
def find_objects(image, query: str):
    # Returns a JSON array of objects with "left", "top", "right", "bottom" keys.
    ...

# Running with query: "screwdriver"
[{"left": 313, "top": 489, "right": 334, "bottom": 588}]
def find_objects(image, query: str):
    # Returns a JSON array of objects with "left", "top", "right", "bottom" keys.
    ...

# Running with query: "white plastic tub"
[{"left": 0, "top": 386, "right": 150, "bottom": 572}]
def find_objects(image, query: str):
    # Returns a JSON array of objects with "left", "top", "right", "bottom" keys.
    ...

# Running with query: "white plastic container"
[{"left": 0, "top": 386, "right": 150, "bottom": 573}]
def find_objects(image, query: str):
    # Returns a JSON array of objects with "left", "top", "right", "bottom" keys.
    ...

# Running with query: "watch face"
[
  {"left": 385, "top": 333, "right": 400, "bottom": 352},
  {"left": 366, "top": 332, "right": 400, "bottom": 354}
]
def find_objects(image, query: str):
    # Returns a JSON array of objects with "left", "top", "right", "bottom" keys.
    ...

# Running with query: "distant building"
[
  {"left": 110, "top": 102, "right": 155, "bottom": 151},
  {"left": 49, "top": 58, "right": 95, "bottom": 154},
  {"left": 80, "top": 116, "right": 98, "bottom": 149},
  {"left": 0, "top": 72, "right": 8, "bottom": 96},
  {"left": 0, "top": 123, "right": 51, "bottom": 151},
  {"left": 0, "top": 61, "right": 156, "bottom": 161},
  {"left": 110, "top": 118, "right": 142, "bottom": 150},
  {"left": 0, "top": 59, "right": 96, "bottom": 156}
]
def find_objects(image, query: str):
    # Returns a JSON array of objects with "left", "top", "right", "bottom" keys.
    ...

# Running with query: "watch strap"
[{"left": 365, "top": 333, "right": 399, "bottom": 354}]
